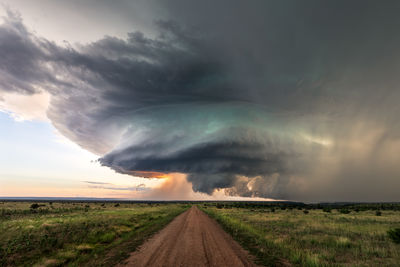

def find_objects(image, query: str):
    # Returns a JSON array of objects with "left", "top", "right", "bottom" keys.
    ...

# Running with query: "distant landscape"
[{"left": 1, "top": 200, "right": 399, "bottom": 266}]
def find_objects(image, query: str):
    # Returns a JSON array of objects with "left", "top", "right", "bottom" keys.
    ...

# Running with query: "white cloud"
[{"left": 0, "top": 90, "right": 50, "bottom": 121}]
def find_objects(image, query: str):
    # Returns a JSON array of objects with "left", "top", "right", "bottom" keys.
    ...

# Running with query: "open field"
[
  {"left": 201, "top": 203, "right": 400, "bottom": 266},
  {"left": 0, "top": 201, "right": 189, "bottom": 266},
  {"left": 1, "top": 201, "right": 400, "bottom": 267}
]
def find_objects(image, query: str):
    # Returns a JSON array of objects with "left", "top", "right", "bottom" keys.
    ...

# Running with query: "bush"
[
  {"left": 323, "top": 208, "right": 331, "bottom": 213},
  {"left": 30, "top": 203, "right": 40, "bottom": 209},
  {"left": 303, "top": 210, "right": 309, "bottom": 214},
  {"left": 114, "top": 203, "right": 120, "bottom": 207},
  {"left": 99, "top": 232, "right": 116, "bottom": 243},
  {"left": 387, "top": 228, "right": 400, "bottom": 244},
  {"left": 376, "top": 211, "right": 382, "bottom": 216},
  {"left": 340, "top": 209, "right": 351, "bottom": 214}
]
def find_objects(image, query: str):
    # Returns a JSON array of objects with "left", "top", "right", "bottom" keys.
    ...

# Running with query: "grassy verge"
[
  {"left": 200, "top": 204, "right": 400, "bottom": 266},
  {"left": 200, "top": 206, "right": 287, "bottom": 266},
  {"left": 0, "top": 202, "right": 189, "bottom": 266}
]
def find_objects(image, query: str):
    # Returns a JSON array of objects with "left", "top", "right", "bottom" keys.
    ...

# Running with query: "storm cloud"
[{"left": 1, "top": 1, "right": 400, "bottom": 201}]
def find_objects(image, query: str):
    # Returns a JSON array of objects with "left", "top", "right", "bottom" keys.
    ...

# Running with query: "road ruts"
[{"left": 117, "top": 206, "right": 257, "bottom": 267}]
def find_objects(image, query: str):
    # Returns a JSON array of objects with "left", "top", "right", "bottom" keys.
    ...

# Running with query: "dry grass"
[
  {"left": 0, "top": 201, "right": 188, "bottom": 266},
  {"left": 201, "top": 204, "right": 400, "bottom": 266}
]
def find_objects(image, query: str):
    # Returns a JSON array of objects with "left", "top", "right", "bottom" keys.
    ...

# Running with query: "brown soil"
[{"left": 117, "top": 206, "right": 258, "bottom": 267}]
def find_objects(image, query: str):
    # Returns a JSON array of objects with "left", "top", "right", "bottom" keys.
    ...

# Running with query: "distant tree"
[
  {"left": 376, "top": 210, "right": 382, "bottom": 216},
  {"left": 303, "top": 210, "right": 309, "bottom": 214},
  {"left": 114, "top": 203, "right": 120, "bottom": 207}
]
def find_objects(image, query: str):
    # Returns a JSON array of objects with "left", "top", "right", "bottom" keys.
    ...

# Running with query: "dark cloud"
[
  {"left": 0, "top": 10, "right": 56, "bottom": 94},
  {"left": 1, "top": 2, "right": 400, "bottom": 201},
  {"left": 101, "top": 142, "right": 287, "bottom": 176},
  {"left": 84, "top": 181, "right": 150, "bottom": 191},
  {"left": 100, "top": 139, "right": 294, "bottom": 194}
]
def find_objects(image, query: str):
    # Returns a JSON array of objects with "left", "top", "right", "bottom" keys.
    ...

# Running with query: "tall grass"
[
  {"left": 201, "top": 205, "right": 400, "bottom": 266},
  {"left": 0, "top": 202, "right": 188, "bottom": 266}
]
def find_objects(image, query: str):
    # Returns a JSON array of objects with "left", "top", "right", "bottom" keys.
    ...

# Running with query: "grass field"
[
  {"left": 0, "top": 201, "right": 188, "bottom": 266},
  {"left": 2, "top": 201, "right": 399, "bottom": 267},
  {"left": 201, "top": 203, "right": 400, "bottom": 266}
]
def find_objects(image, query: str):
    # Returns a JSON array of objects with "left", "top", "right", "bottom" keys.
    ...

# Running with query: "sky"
[{"left": 0, "top": 1, "right": 400, "bottom": 202}]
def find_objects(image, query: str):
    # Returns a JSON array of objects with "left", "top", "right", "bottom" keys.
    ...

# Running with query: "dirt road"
[{"left": 117, "top": 206, "right": 257, "bottom": 267}]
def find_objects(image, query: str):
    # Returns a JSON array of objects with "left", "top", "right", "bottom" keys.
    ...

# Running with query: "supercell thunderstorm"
[{"left": 1, "top": 2, "right": 400, "bottom": 201}]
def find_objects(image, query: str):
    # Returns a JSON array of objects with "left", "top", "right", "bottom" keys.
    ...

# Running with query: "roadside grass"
[
  {"left": 201, "top": 204, "right": 400, "bottom": 266},
  {"left": 0, "top": 202, "right": 189, "bottom": 266}
]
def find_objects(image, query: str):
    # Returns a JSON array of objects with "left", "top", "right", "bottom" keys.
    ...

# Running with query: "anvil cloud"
[{"left": 1, "top": 1, "right": 400, "bottom": 201}]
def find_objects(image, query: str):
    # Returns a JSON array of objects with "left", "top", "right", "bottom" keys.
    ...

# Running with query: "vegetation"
[
  {"left": 0, "top": 201, "right": 189, "bottom": 266},
  {"left": 387, "top": 228, "right": 400, "bottom": 244},
  {"left": 200, "top": 202, "right": 400, "bottom": 266},
  {"left": 2, "top": 200, "right": 399, "bottom": 266}
]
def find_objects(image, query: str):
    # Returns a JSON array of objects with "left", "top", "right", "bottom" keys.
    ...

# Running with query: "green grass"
[
  {"left": 200, "top": 204, "right": 400, "bottom": 266},
  {"left": 0, "top": 201, "right": 189, "bottom": 266}
]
